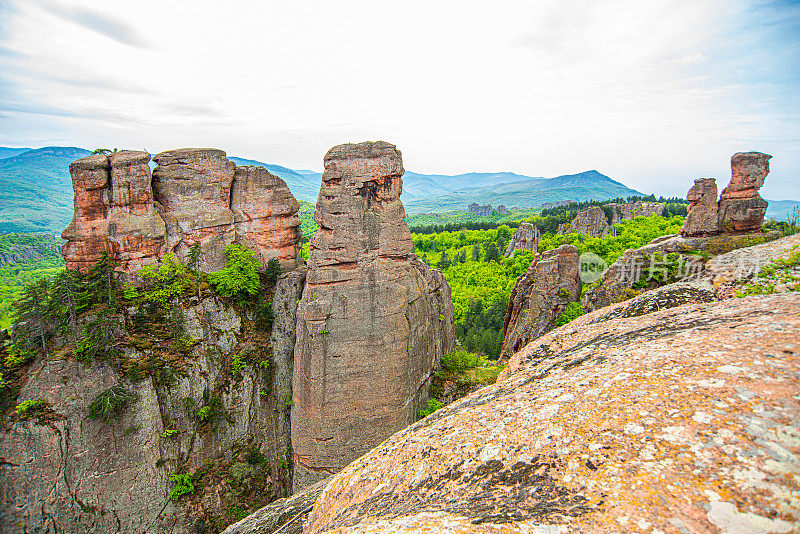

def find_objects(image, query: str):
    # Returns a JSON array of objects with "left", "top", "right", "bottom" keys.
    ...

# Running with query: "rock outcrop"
[
  {"left": 718, "top": 151, "right": 771, "bottom": 232},
  {"left": 503, "top": 222, "right": 539, "bottom": 257},
  {"left": 681, "top": 178, "right": 719, "bottom": 237},
  {"left": 63, "top": 149, "right": 301, "bottom": 273},
  {"left": 559, "top": 205, "right": 609, "bottom": 236},
  {"left": 62, "top": 151, "right": 167, "bottom": 272},
  {"left": 467, "top": 203, "right": 493, "bottom": 216},
  {"left": 303, "top": 292, "right": 800, "bottom": 533},
  {"left": 605, "top": 200, "right": 664, "bottom": 225},
  {"left": 500, "top": 244, "right": 581, "bottom": 359},
  {"left": 680, "top": 151, "right": 771, "bottom": 237},
  {"left": 292, "top": 142, "right": 455, "bottom": 491},
  {"left": 496, "top": 205, "right": 509, "bottom": 214},
  {"left": 0, "top": 270, "right": 306, "bottom": 533},
  {"left": 221, "top": 479, "right": 327, "bottom": 534}
]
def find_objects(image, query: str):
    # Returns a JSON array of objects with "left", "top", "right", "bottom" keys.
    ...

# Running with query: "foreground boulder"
[
  {"left": 304, "top": 292, "right": 800, "bottom": 533},
  {"left": 500, "top": 244, "right": 581, "bottom": 360},
  {"left": 292, "top": 141, "right": 455, "bottom": 491},
  {"left": 63, "top": 148, "right": 302, "bottom": 272}
]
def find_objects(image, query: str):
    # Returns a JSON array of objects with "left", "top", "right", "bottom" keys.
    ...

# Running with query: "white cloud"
[{"left": 0, "top": 0, "right": 798, "bottom": 198}]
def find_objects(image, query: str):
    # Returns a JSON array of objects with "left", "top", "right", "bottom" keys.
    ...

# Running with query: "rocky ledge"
[{"left": 303, "top": 291, "right": 799, "bottom": 533}]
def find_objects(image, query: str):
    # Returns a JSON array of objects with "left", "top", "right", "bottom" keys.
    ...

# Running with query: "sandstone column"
[
  {"left": 718, "top": 152, "right": 771, "bottom": 233},
  {"left": 152, "top": 148, "right": 236, "bottom": 271},
  {"left": 680, "top": 178, "right": 719, "bottom": 237},
  {"left": 231, "top": 166, "right": 302, "bottom": 271},
  {"left": 292, "top": 141, "right": 455, "bottom": 490}
]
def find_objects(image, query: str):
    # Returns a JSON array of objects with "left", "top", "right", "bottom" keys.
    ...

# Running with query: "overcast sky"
[{"left": 0, "top": 0, "right": 798, "bottom": 198}]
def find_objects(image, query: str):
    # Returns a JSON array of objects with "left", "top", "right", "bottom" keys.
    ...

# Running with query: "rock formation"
[
  {"left": 62, "top": 151, "right": 167, "bottom": 272},
  {"left": 503, "top": 222, "right": 539, "bottom": 257},
  {"left": 303, "top": 291, "right": 800, "bottom": 533},
  {"left": 680, "top": 151, "right": 771, "bottom": 237},
  {"left": 231, "top": 165, "right": 302, "bottom": 270},
  {"left": 604, "top": 200, "right": 664, "bottom": 225},
  {"left": 680, "top": 178, "right": 719, "bottom": 237},
  {"left": 559, "top": 205, "right": 609, "bottom": 236},
  {"left": 62, "top": 149, "right": 302, "bottom": 273},
  {"left": 0, "top": 270, "right": 307, "bottom": 533},
  {"left": 467, "top": 203, "right": 493, "bottom": 216},
  {"left": 540, "top": 200, "right": 572, "bottom": 209},
  {"left": 496, "top": 204, "right": 509, "bottom": 214},
  {"left": 718, "top": 151, "right": 771, "bottom": 232},
  {"left": 500, "top": 244, "right": 581, "bottom": 359},
  {"left": 151, "top": 148, "right": 238, "bottom": 272},
  {"left": 292, "top": 141, "right": 455, "bottom": 491}
]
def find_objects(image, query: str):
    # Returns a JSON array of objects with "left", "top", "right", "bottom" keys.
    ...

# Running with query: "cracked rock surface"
[{"left": 304, "top": 292, "right": 799, "bottom": 533}]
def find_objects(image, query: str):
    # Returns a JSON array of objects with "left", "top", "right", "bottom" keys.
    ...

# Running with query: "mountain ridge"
[{"left": 1, "top": 146, "right": 795, "bottom": 233}]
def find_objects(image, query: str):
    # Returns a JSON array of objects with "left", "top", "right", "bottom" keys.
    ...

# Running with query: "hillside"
[
  {"left": 403, "top": 170, "right": 643, "bottom": 213},
  {"left": 0, "top": 146, "right": 90, "bottom": 233},
  {"left": 0, "top": 146, "right": 656, "bottom": 233}
]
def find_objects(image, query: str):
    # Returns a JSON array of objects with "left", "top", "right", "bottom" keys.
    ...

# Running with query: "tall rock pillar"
[
  {"left": 718, "top": 152, "right": 771, "bottom": 233},
  {"left": 292, "top": 141, "right": 455, "bottom": 490}
]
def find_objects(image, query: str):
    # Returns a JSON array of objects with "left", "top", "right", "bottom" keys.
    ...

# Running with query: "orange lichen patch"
[{"left": 306, "top": 293, "right": 800, "bottom": 533}]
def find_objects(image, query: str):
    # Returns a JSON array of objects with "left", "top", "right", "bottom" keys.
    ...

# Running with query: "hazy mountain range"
[{"left": 1, "top": 146, "right": 796, "bottom": 234}]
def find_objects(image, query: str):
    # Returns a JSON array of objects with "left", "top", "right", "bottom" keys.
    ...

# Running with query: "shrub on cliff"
[
  {"left": 87, "top": 385, "right": 138, "bottom": 424},
  {"left": 209, "top": 244, "right": 260, "bottom": 300}
]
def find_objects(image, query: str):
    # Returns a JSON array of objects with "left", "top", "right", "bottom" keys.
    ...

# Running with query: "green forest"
[
  {"left": 411, "top": 214, "right": 685, "bottom": 357},
  {"left": 0, "top": 234, "right": 65, "bottom": 329},
  {"left": 0, "top": 210, "right": 685, "bottom": 361}
]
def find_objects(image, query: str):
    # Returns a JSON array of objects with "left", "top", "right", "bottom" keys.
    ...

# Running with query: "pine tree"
[
  {"left": 438, "top": 251, "right": 451, "bottom": 270},
  {"left": 51, "top": 269, "right": 80, "bottom": 339},
  {"left": 484, "top": 242, "right": 501, "bottom": 263},
  {"left": 13, "top": 278, "right": 53, "bottom": 356}
]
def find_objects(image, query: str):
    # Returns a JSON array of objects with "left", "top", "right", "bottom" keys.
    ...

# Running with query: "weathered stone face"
[
  {"left": 303, "top": 292, "right": 800, "bottom": 533},
  {"left": 718, "top": 152, "right": 771, "bottom": 233},
  {"left": 562, "top": 205, "right": 609, "bottom": 236},
  {"left": 62, "top": 151, "right": 167, "bottom": 272},
  {"left": 681, "top": 178, "right": 719, "bottom": 237},
  {"left": 467, "top": 203, "right": 493, "bottom": 217},
  {"left": 504, "top": 222, "right": 539, "bottom": 257},
  {"left": 152, "top": 148, "right": 237, "bottom": 272},
  {"left": 292, "top": 141, "right": 455, "bottom": 491},
  {"left": 500, "top": 244, "right": 581, "bottom": 359},
  {"left": 62, "top": 147, "right": 302, "bottom": 274},
  {"left": 231, "top": 166, "right": 302, "bottom": 271}
]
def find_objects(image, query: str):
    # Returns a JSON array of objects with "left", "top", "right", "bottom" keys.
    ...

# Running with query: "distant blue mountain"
[
  {"left": 0, "top": 145, "right": 652, "bottom": 232},
  {"left": 0, "top": 147, "right": 91, "bottom": 233},
  {"left": 0, "top": 147, "right": 32, "bottom": 160},
  {"left": 765, "top": 200, "right": 800, "bottom": 222}
]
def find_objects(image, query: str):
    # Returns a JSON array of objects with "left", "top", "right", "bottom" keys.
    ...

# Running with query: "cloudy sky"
[{"left": 0, "top": 0, "right": 798, "bottom": 198}]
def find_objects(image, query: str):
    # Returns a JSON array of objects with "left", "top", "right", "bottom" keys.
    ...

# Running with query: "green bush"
[
  {"left": 555, "top": 302, "right": 585, "bottom": 327},
  {"left": 87, "top": 385, "right": 138, "bottom": 424},
  {"left": 265, "top": 258, "right": 282, "bottom": 285},
  {"left": 197, "top": 394, "right": 226, "bottom": 428},
  {"left": 167, "top": 472, "right": 195, "bottom": 501},
  {"left": 418, "top": 398, "right": 444, "bottom": 419},
  {"left": 15, "top": 398, "right": 47, "bottom": 420},
  {"left": 441, "top": 347, "right": 485, "bottom": 373},
  {"left": 209, "top": 245, "right": 260, "bottom": 299},
  {"left": 136, "top": 253, "right": 194, "bottom": 306}
]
